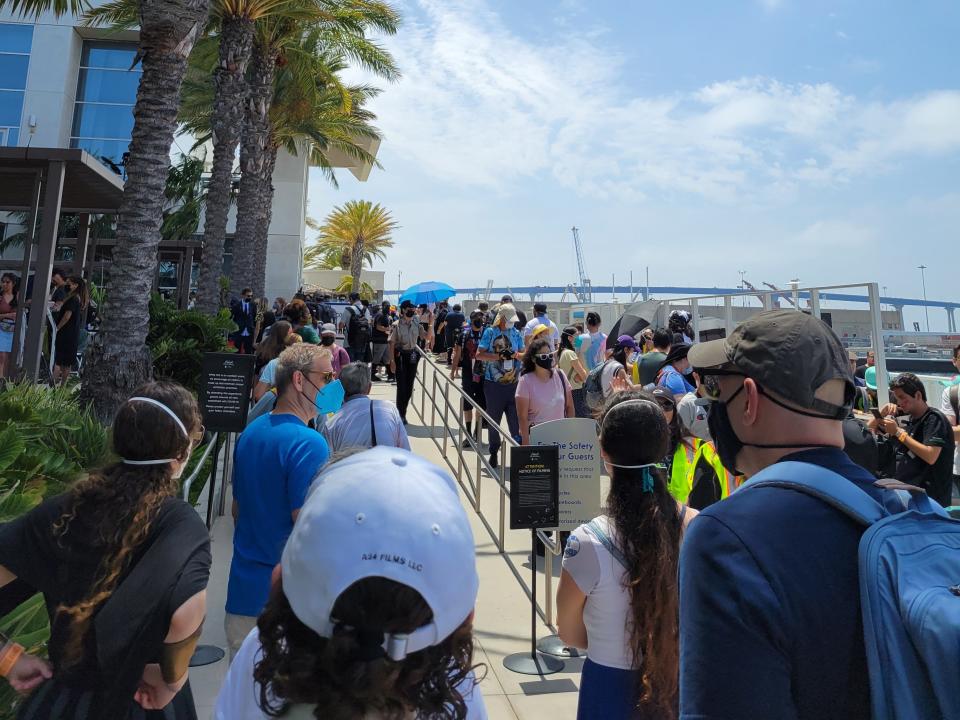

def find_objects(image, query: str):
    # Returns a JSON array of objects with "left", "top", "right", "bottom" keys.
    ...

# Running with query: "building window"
[
  {"left": 70, "top": 41, "right": 141, "bottom": 172},
  {"left": 0, "top": 22, "right": 32, "bottom": 147}
]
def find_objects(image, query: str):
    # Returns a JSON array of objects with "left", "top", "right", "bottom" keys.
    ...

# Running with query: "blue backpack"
[{"left": 746, "top": 462, "right": 960, "bottom": 720}]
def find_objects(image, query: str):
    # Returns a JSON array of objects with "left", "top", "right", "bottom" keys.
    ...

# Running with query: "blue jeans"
[
  {"left": 577, "top": 657, "right": 668, "bottom": 720},
  {"left": 482, "top": 380, "right": 520, "bottom": 456}
]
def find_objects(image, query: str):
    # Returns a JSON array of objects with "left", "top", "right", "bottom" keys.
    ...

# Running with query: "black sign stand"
[{"left": 503, "top": 446, "right": 565, "bottom": 676}]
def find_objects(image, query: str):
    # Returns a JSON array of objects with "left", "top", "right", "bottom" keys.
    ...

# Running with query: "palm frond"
[{"left": 0, "top": 0, "right": 87, "bottom": 19}]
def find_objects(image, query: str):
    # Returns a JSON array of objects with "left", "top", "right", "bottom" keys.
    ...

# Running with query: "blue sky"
[{"left": 306, "top": 0, "right": 960, "bottom": 330}]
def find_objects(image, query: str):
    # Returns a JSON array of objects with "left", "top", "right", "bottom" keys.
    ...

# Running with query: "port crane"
[{"left": 571, "top": 226, "right": 592, "bottom": 303}]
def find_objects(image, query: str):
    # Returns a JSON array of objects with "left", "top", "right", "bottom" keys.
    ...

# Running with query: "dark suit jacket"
[{"left": 231, "top": 298, "right": 257, "bottom": 335}]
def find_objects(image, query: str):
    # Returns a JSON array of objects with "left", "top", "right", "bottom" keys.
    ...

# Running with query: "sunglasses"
[
  {"left": 535, "top": 353, "right": 553, "bottom": 362},
  {"left": 698, "top": 369, "right": 746, "bottom": 401},
  {"left": 305, "top": 369, "right": 336, "bottom": 384},
  {"left": 655, "top": 399, "right": 675, "bottom": 411}
]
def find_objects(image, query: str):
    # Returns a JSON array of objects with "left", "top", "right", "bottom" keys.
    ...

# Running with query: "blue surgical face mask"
[
  {"left": 314, "top": 379, "right": 345, "bottom": 415},
  {"left": 304, "top": 375, "right": 344, "bottom": 417},
  {"left": 682, "top": 365, "right": 693, "bottom": 376}
]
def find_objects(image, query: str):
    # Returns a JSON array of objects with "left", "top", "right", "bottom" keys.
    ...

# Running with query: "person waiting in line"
[
  {"left": 371, "top": 300, "right": 394, "bottom": 381},
  {"left": 450, "top": 310, "right": 488, "bottom": 448},
  {"left": 557, "top": 390, "right": 697, "bottom": 720},
  {"left": 252, "top": 331, "right": 301, "bottom": 404},
  {"left": 516, "top": 337, "right": 574, "bottom": 445},
  {"left": 433, "top": 300, "right": 449, "bottom": 356},
  {"left": 283, "top": 300, "right": 320, "bottom": 345},
  {"left": 523, "top": 302, "right": 560, "bottom": 350},
  {"left": 558, "top": 326, "right": 589, "bottom": 417},
  {"left": 254, "top": 297, "right": 274, "bottom": 345},
  {"left": 668, "top": 310, "right": 694, "bottom": 345},
  {"left": 639, "top": 328, "right": 655, "bottom": 354},
  {"left": 321, "top": 362, "right": 410, "bottom": 452},
  {"left": 52, "top": 276, "right": 88, "bottom": 386},
  {"left": 226, "top": 345, "right": 334, "bottom": 659},
  {"left": 868, "top": 372, "right": 955, "bottom": 507},
  {"left": 341, "top": 292, "right": 372, "bottom": 363},
  {"left": 854, "top": 349, "right": 875, "bottom": 380},
  {"left": 213, "top": 448, "right": 487, "bottom": 720},
  {"left": 584, "top": 312, "right": 608, "bottom": 370},
  {"left": 598, "top": 335, "right": 643, "bottom": 401},
  {"left": 656, "top": 343, "right": 696, "bottom": 400},
  {"left": 230, "top": 289, "right": 258, "bottom": 355},
  {"left": 444, "top": 303, "right": 466, "bottom": 366},
  {"left": 416, "top": 303, "right": 435, "bottom": 350},
  {"left": 0, "top": 273, "right": 19, "bottom": 378},
  {"left": 0, "top": 382, "right": 210, "bottom": 718},
  {"left": 272, "top": 297, "right": 287, "bottom": 315},
  {"left": 388, "top": 300, "right": 430, "bottom": 425},
  {"left": 476, "top": 303, "right": 525, "bottom": 470},
  {"left": 253, "top": 320, "right": 292, "bottom": 380},
  {"left": 635, "top": 328, "right": 671, "bottom": 387},
  {"left": 655, "top": 387, "right": 734, "bottom": 510},
  {"left": 319, "top": 323, "right": 351, "bottom": 376},
  {"left": 478, "top": 300, "right": 492, "bottom": 327},
  {"left": 680, "top": 310, "right": 901, "bottom": 718}
]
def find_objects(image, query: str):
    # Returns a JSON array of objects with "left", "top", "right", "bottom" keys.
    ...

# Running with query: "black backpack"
[
  {"left": 317, "top": 302, "right": 336, "bottom": 325},
  {"left": 346, "top": 305, "right": 371, "bottom": 345},
  {"left": 584, "top": 359, "right": 613, "bottom": 412}
]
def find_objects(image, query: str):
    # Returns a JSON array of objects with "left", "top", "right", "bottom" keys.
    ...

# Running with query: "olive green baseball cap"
[{"left": 689, "top": 309, "right": 854, "bottom": 419}]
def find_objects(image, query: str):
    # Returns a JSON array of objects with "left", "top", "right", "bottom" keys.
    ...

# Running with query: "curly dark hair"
[
  {"left": 255, "top": 577, "right": 481, "bottom": 720},
  {"left": 283, "top": 299, "right": 312, "bottom": 327},
  {"left": 521, "top": 337, "right": 554, "bottom": 376},
  {"left": 53, "top": 381, "right": 201, "bottom": 669},
  {"left": 599, "top": 389, "right": 683, "bottom": 718}
]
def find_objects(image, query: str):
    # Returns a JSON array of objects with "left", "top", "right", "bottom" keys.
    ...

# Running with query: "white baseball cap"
[
  {"left": 281, "top": 447, "right": 478, "bottom": 661},
  {"left": 320, "top": 323, "right": 337, "bottom": 336},
  {"left": 677, "top": 392, "right": 711, "bottom": 440}
]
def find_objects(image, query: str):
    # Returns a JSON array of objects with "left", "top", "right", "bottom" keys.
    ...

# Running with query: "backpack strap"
[
  {"left": 369, "top": 399, "right": 378, "bottom": 447},
  {"left": 586, "top": 519, "right": 629, "bottom": 571},
  {"left": 745, "top": 460, "right": 887, "bottom": 526}
]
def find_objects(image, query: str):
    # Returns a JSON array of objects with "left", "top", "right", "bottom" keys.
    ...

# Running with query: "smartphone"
[{"left": 870, "top": 409, "right": 883, "bottom": 420}]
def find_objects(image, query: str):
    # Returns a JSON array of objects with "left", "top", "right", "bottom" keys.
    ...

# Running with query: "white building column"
[{"left": 264, "top": 146, "right": 308, "bottom": 301}]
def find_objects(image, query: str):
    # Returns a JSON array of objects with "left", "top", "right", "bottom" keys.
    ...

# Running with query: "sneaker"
[
  {"left": 489, "top": 451, "right": 498, "bottom": 470},
  {"left": 461, "top": 438, "right": 472, "bottom": 449}
]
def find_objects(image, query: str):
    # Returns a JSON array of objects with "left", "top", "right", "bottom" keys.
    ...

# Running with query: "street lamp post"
[
  {"left": 917, "top": 265, "right": 930, "bottom": 332},
  {"left": 738, "top": 270, "right": 746, "bottom": 308}
]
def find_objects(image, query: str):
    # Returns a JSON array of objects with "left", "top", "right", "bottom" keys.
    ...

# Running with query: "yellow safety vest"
[{"left": 667, "top": 438, "right": 735, "bottom": 504}]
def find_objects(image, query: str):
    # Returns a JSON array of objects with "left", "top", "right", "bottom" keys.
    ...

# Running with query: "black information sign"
[
  {"left": 199, "top": 352, "right": 257, "bottom": 432},
  {"left": 509, "top": 445, "right": 560, "bottom": 530}
]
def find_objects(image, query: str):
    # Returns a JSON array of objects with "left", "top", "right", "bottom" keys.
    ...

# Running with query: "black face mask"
[
  {"left": 321, "top": 336, "right": 335, "bottom": 346},
  {"left": 534, "top": 355, "right": 554, "bottom": 370},
  {"left": 706, "top": 382, "right": 838, "bottom": 475},
  {"left": 472, "top": 320, "right": 483, "bottom": 329},
  {"left": 404, "top": 309, "right": 415, "bottom": 318}
]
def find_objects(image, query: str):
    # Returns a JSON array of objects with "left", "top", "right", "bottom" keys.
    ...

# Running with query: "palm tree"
[
  {"left": 85, "top": 0, "right": 295, "bottom": 314},
  {"left": 1, "top": 0, "right": 212, "bottom": 422},
  {"left": 316, "top": 200, "right": 397, "bottom": 293},
  {"left": 229, "top": 1, "right": 400, "bottom": 297}
]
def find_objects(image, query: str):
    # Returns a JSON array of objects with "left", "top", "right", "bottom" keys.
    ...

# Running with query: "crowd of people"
[{"left": 0, "top": 289, "right": 956, "bottom": 720}]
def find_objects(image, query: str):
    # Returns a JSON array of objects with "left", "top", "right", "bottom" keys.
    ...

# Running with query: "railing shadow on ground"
[{"left": 409, "top": 348, "right": 563, "bottom": 632}]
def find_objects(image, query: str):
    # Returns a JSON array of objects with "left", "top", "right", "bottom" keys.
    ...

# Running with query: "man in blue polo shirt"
[
  {"left": 225, "top": 343, "right": 332, "bottom": 658},
  {"left": 680, "top": 310, "right": 893, "bottom": 720}
]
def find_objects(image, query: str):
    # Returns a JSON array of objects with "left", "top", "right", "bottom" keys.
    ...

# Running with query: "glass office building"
[
  {"left": 70, "top": 41, "right": 141, "bottom": 169},
  {"left": 0, "top": 22, "right": 32, "bottom": 147}
]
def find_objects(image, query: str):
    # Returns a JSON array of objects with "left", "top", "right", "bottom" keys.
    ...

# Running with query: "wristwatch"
[{"left": 897, "top": 429, "right": 908, "bottom": 443}]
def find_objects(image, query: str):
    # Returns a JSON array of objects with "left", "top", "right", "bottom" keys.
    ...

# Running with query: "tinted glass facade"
[
  {"left": 0, "top": 23, "right": 32, "bottom": 147},
  {"left": 70, "top": 41, "right": 141, "bottom": 169}
]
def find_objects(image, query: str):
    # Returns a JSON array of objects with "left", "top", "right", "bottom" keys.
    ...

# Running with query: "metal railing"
[{"left": 409, "top": 347, "right": 562, "bottom": 630}]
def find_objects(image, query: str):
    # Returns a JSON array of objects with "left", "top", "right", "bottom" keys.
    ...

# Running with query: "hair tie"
[
  {"left": 604, "top": 460, "right": 666, "bottom": 493},
  {"left": 350, "top": 626, "right": 387, "bottom": 662}
]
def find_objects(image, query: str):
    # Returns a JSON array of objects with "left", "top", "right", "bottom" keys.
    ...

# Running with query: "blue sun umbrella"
[{"left": 399, "top": 281, "right": 457, "bottom": 306}]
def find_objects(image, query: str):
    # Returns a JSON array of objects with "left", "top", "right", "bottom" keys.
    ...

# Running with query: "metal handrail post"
[
  {"left": 181, "top": 432, "right": 221, "bottom": 502},
  {"left": 441, "top": 382, "right": 450, "bottom": 455},
  {"left": 430, "top": 371, "right": 438, "bottom": 438}
]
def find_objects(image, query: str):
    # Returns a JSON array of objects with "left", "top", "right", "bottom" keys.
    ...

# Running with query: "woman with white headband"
[
  {"left": 0, "top": 381, "right": 210, "bottom": 719},
  {"left": 557, "top": 390, "right": 698, "bottom": 720}
]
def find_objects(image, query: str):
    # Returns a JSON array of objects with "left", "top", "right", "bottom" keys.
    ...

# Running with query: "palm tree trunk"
[
  {"left": 230, "top": 39, "right": 276, "bottom": 299},
  {"left": 250, "top": 143, "right": 278, "bottom": 297},
  {"left": 81, "top": 0, "right": 210, "bottom": 424},
  {"left": 195, "top": 16, "right": 254, "bottom": 314},
  {"left": 350, "top": 235, "right": 365, "bottom": 293}
]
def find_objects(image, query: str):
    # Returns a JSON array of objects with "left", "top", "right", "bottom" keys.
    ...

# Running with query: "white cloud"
[
  {"left": 759, "top": 0, "right": 784, "bottom": 10},
  {"left": 365, "top": 0, "right": 960, "bottom": 203},
  {"left": 835, "top": 30, "right": 849, "bottom": 40}
]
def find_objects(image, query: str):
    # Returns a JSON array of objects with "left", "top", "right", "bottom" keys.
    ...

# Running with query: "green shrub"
[
  {"left": 0, "top": 382, "right": 111, "bottom": 717},
  {"left": 148, "top": 293, "right": 236, "bottom": 393}
]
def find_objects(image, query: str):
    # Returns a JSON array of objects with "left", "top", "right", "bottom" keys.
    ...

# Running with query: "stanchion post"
[
  {"left": 502, "top": 530, "right": 564, "bottom": 675},
  {"left": 205, "top": 434, "right": 222, "bottom": 530}
]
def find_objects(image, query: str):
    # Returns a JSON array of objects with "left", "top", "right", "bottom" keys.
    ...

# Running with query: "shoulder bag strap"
[
  {"left": 586, "top": 519, "right": 629, "bottom": 571},
  {"left": 369, "top": 399, "right": 378, "bottom": 447}
]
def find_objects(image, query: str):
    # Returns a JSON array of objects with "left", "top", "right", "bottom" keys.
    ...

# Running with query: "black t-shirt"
[
  {"left": 372, "top": 311, "right": 391, "bottom": 342},
  {"left": 0, "top": 493, "right": 210, "bottom": 693},
  {"left": 895, "top": 408, "right": 955, "bottom": 506},
  {"left": 445, "top": 311, "right": 465, "bottom": 341},
  {"left": 56, "top": 295, "right": 83, "bottom": 344}
]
